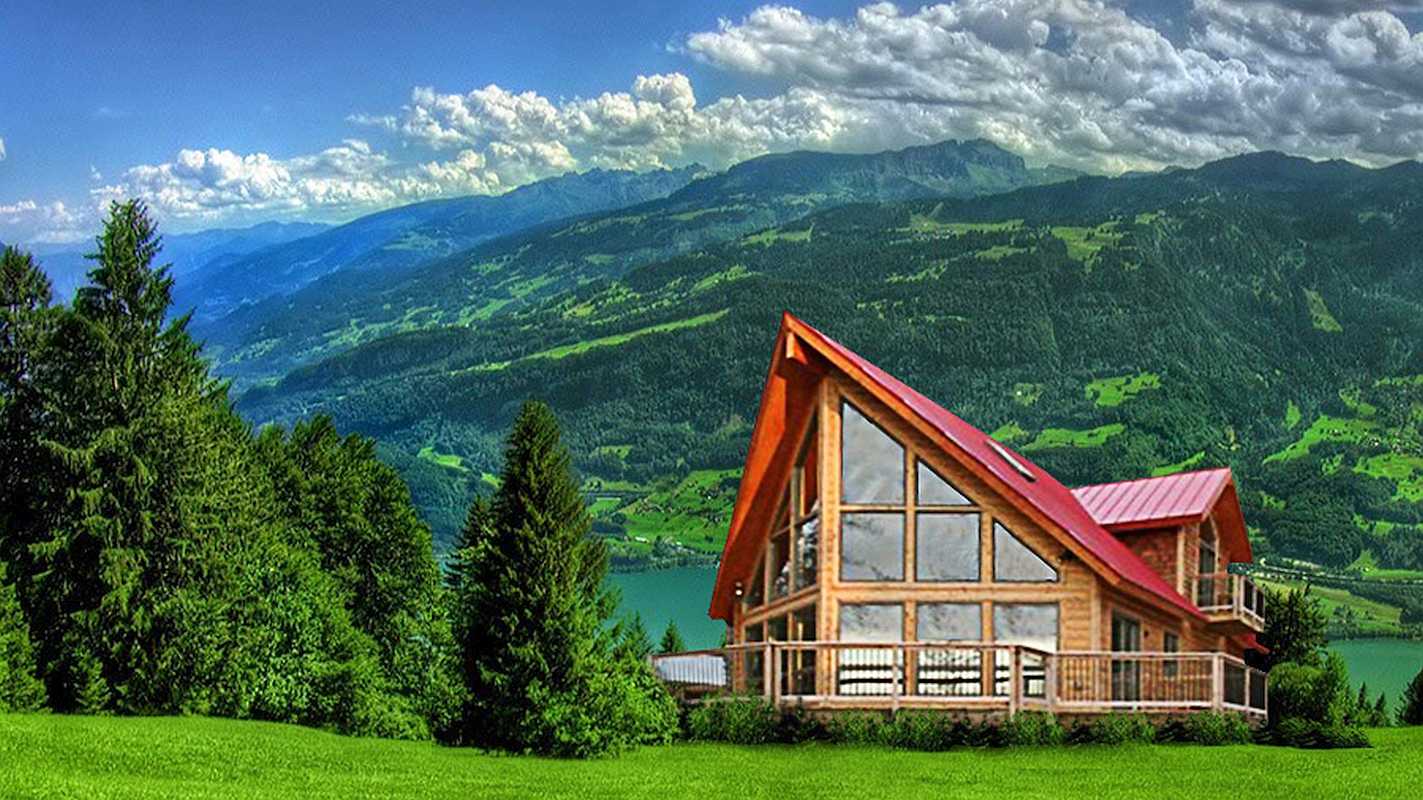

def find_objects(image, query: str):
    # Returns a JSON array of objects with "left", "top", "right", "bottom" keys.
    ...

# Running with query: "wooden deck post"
[
  {"left": 1211, "top": 654, "right": 1224, "bottom": 712},
  {"left": 1045, "top": 652, "right": 1057, "bottom": 712},
  {"left": 768, "top": 640, "right": 779, "bottom": 697},
  {"left": 1009, "top": 646, "right": 1022, "bottom": 716}
]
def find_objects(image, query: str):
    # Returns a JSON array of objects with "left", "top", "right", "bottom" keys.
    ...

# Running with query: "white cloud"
[
  {"left": 8, "top": 1, "right": 1423, "bottom": 242},
  {"left": 102, "top": 138, "right": 509, "bottom": 226},
  {"left": 681, "top": 0, "right": 1423, "bottom": 170},
  {"left": 0, "top": 199, "right": 84, "bottom": 244},
  {"left": 0, "top": 137, "right": 6, "bottom": 161}
]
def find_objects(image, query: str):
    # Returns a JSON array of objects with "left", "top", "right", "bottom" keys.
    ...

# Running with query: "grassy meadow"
[{"left": 2, "top": 714, "right": 1421, "bottom": 800}]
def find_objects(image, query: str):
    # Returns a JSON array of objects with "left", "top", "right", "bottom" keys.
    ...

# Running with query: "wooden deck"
[{"left": 652, "top": 642, "right": 1267, "bottom": 720}]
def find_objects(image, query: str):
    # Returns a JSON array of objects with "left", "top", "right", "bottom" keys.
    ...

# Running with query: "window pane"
[
  {"left": 917, "top": 461, "right": 970, "bottom": 505},
  {"left": 916, "top": 604, "right": 983, "bottom": 697},
  {"left": 841, "top": 403, "right": 903, "bottom": 504},
  {"left": 768, "top": 615, "right": 789, "bottom": 641},
  {"left": 795, "top": 515, "right": 819, "bottom": 589},
  {"left": 770, "top": 531, "right": 791, "bottom": 598},
  {"left": 993, "top": 603, "right": 1059, "bottom": 651},
  {"left": 789, "top": 604, "right": 818, "bottom": 695},
  {"left": 800, "top": 425, "right": 819, "bottom": 517},
  {"left": 743, "top": 622, "right": 765, "bottom": 695},
  {"left": 993, "top": 522, "right": 1058, "bottom": 582},
  {"left": 839, "top": 603, "right": 903, "bottom": 642},
  {"left": 746, "top": 553, "right": 764, "bottom": 607},
  {"left": 917, "top": 603, "right": 982, "bottom": 641},
  {"left": 838, "top": 604, "right": 902, "bottom": 696},
  {"left": 916, "top": 513, "right": 980, "bottom": 581},
  {"left": 841, "top": 512, "right": 904, "bottom": 581}
]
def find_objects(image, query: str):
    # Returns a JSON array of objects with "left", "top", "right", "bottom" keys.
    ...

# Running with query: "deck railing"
[
  {"left": 1195, "top": 572, "right": 1265, "bottom": 630},
  {"left": 651, "top": 642, "right": 1267, "bottom": 718}
]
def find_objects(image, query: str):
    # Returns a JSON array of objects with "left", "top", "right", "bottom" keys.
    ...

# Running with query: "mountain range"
[{"left": 21, "top": 139, "right": 1423, "bottom": 586}]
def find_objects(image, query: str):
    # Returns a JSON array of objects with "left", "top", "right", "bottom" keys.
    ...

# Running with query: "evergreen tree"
[
  {"left": 1402, "top": 664, "right": 1423, "bottom": 726},
  {"left": 0, "top": 246, "right": 55, "bottom": 590},
  {"left": 450, "top": 400, "right": 675, "bottom": 756},
  {"left": 1258, "top": 585, "right": 1327, "bottom": 670},
  {"left": 0, "top": 565, "right": 46, "bottom": 711},
  {"left": 659, "top": 620, "right": 686, "bottom": 654}
]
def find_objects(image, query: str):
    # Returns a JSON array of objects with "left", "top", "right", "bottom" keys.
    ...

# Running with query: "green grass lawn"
[{"left": 2, "top": 715, "right": 1419, "bottom": 800}]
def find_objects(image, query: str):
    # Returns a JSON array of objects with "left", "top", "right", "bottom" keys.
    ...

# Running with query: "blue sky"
[{"left": 3, "top": 1, "right": 1421, "bottom": 242}]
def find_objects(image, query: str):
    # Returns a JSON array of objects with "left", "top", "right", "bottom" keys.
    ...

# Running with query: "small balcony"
[
  {"left": 1195, "top": 572, "right": 1265, "bottom": 634},
  {"left": 651, "top": 642, "right": 1267, "bottom": 721}
]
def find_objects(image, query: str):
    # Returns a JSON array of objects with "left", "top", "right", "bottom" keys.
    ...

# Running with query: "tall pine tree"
[{"left": 449, "top": 400, "right": 675, "bottom": 756}]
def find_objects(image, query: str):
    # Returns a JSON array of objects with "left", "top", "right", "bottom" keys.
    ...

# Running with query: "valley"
[{"left": 29, "top": 142, "right": 1423, "bottom": 637}]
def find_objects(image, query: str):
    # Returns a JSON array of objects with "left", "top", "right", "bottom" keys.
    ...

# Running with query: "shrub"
[
  {"left": 1000, "top": 711, "right": 1065, "bottom": 746},
  {"left": 880, "top": 711, "right": 959, "bottom": 751},
  {"left": 1081, "top": 713, "right": 1156, "bottom": 745},
  {"left": 1181, "top": 712, "right": 1252, "bottom": 745},
  {"left": 684, "top": 697, "right": 778, "bottom": 744},
  {"left": 1265, "top": 717, "right": 1370, "bottom": 749},
  {"left": 1269, "top": 654, "right": 1351, "bottom": 727},
  {"left": 826, "top": 711, "right": 887, "bottom": 745}
]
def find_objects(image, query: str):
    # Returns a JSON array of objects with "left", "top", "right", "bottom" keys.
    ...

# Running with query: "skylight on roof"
[{"left": 987, "top": 439, "right": 1035, "bottom": 482}]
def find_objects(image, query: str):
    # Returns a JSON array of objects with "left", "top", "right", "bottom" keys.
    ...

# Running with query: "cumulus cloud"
[
  {"left": 0, "top": 199, "right": 84, "bottom": 244},
  {"left": 7, "top": 0, "right": 1423, "bottom": 242},
  {"left": 103, "top": 138, "right": 508, "bottom": 225},
  {"left": 682, "top": 1, "right": 1423, "bottom": 171},
  {"left": 356, "top": 73, "right": 858, "bottom": 178}
]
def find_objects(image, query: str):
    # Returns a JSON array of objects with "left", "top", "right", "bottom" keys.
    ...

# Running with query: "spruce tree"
[
  {"left": 1401, "top": 664, "right": 1423, "bottom": 726},
  {"left": 659, "top": 620, "right": 686, "bottom": 654},
  {"left": 451, "top": 400, "right": 675, "bottom": 755},
  {"left": 0, "top": 565, "right": 46, "bottom": 711}
]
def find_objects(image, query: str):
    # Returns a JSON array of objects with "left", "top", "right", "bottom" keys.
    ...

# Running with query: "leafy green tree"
[
  {"left": 0, "top": 565, "right": 46, "bottom": 711},
  {"left": 256, "top": 418, "right": 462, "bottom": 738},
  {"left": 1258, "top": 585, "right": 1328, "bottom": 670},
  {"left": 1402, "top": 664, "right": 1423, "bottom": 726},
  {"left": 659, "top": 620, "right": 686, "bottom": 654},
  {"left": 449, "top": 400, "right": 675, "bottom": 756}
]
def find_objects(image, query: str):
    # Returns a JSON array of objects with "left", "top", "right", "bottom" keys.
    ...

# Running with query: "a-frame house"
[{"left": 654, "top": 313, "right": 1267, "bottom": 720}]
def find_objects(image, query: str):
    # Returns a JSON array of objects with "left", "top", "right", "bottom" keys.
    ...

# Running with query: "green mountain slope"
[
  {"left": 180, "top": 165, "right": 705, "bottom": 323},
  {"left": 203, "top": 140, "right": 1079, "bottom": 383},
  {"left": 231, "top": 151, "right": 1423, "bottom": 577}
]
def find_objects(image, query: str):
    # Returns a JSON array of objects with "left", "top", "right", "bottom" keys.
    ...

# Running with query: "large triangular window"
[
  {"left": 993, "top": 522, "right": 1058, "bottom": 582},
  {"left": 841, "top": 402, "right": 903, "bottom": 504}
]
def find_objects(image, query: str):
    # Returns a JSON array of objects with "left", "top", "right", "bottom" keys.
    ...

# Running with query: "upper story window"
[
  {"left": 993, "top": 522, "right": 1059, "bottom": 582},
  {"left": 842, "top": 402, "right": 903, "bottom": 504},
  {"left": 917, "top": 461, "right": 970, "bottom": 506},
  {"left": 750, "top": 415, "right": 823, "bottom": 607}
]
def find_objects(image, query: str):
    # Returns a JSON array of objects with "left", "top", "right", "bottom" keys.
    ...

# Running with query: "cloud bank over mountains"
[{"left": 4, "top": 0, "right": 1422, "bottom": 242}]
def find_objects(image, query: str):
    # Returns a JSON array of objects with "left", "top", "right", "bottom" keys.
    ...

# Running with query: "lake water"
[
  {"left": 1330, "top": 638, "right": 1423, "bottom": 714},
  {"left": 608, "top": 565, "right": 724, "bottom": 649},
  {"left": 610, "top": 569, "right": 1423, "bottom": 710}
]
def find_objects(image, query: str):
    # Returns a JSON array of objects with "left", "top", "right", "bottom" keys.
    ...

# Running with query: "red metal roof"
[
  {"left": 742, "top": 315, "right": 1206, "bottom": 622},
  {"left": 1073, "top": 469, "right": 1233, "bottom": 529}
]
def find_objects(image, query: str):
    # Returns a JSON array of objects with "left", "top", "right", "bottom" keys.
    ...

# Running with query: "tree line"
[{"left": 0, "top": 201, "right": 676, "bottom": 755}]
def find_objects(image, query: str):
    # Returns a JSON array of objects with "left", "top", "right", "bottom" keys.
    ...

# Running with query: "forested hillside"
[
  {"left": 200, "top": 139, "right": 1075, "bottom": 380},
  {"left": 231, "top": 150, "right": 1423, "bottom": 582}
]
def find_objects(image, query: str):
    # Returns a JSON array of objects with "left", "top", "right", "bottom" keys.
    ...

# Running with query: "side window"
[{"left": 993, "top": 522, "right": 1059, "bottom": 582}]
